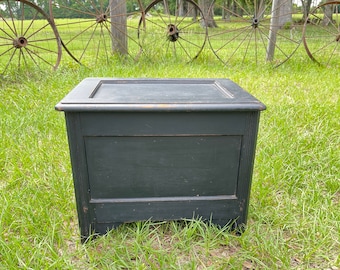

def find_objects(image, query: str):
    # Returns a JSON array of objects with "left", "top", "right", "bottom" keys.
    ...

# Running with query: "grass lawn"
[{"left": 0, "top": 42, "right": 339, "bottom": 269}]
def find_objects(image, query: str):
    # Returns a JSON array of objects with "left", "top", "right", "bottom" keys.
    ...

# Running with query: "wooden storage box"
[{"left": 56, "top": 78, "right": 266, "bottom": 240}]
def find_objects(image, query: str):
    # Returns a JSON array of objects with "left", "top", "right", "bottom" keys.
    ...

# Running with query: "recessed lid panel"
[{"left": 90, "top": 80, "right": 233, "bottom": 103}]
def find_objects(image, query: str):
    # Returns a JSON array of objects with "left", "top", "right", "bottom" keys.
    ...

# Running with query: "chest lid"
[{"left": 55, "top": 78, "right": 266, "bottom": 112}]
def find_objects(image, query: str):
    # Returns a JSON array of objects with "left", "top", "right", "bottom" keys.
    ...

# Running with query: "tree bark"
[
  {"left": 110, "top": 0, "right": 127, "bottom": 54},
  {"left": 163, "top": 0, "right": 170, "bottom": 15},
  {"left": 278, "top": 0, "right": 292, "bottom": 27},
  {"left": 198, "top": 0, "right": 217, "bottom": 28},
  {"left": 267, "top": 0, "right": 293, "bottom": 61},
  {"left": 301, "top": 0, "right": 313, "bottom": 22},
  {"left": 222, "top": 0, "right": 232, "bottom": 21},
  {"left": 323, "top": 0, "right": 334, "bottom": 26},
  {"left": 178, "top": 0, "right": 184, "bottom": 17},
  {"left": 267, "top": 0, "right": 280, "bottom": 61}
]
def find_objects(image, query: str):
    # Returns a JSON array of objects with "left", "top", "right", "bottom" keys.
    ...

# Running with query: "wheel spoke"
[
  {"left": 22, "top": 9, "right": 40, "bottom": 37},
  {"left": 26, "top": 42, "right": 61, "bottom": 55},
  {"left": 208, "top": 0, "right": 301, "bottom": 66},
  {"left": 0, "top": 0, "right": 61, "bottom": 75},
  {"left": 25, "top": 47, "right": 57, "bottom": 68},
  {"left": 7, "top": 0, "right": 18, "bottom": 36},
  {"left": 52, "top": 0, "right": 144, "bottom": 65},
  {"left": 0, "top": 10, "right": 16, "bottom": 37},
  {"left": 2, "top": 48, "right": 16, "bottom": 73},
  {"left": 302, "top": 1, "right": 340, "bottom": 66},
  {"left": 138, "top": 0, "right": 207, "bottom": 63}
]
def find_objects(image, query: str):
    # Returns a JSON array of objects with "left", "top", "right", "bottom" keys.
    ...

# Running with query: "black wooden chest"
[{"left": 56, "top": 78, "right": 266, "bottom": 240}]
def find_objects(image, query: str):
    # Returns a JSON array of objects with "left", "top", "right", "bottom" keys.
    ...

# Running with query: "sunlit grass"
[{"left": 0, "top": 14, "right": 339, "bottom": 269}]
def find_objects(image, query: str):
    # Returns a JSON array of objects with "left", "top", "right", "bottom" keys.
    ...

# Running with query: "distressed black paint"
[{"left": 56, "top": 78, "right": 266, "bottom": 241}]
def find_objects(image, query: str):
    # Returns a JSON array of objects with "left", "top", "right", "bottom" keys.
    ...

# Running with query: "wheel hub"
[
  {"left": 96, "top": 14, "right": 107, "bottom": 23},
  {"left": 252, "top": 17, "right": 259, "bottom": 29},
  {"left": 13, "top": 37, "right": 28, "bottom": 48},
  {"left": 167, "top": 24, "right": 179, "bottom": 42}
]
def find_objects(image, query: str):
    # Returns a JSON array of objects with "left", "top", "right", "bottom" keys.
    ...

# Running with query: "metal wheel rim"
[
  {"left": 137, "top": 0, "right": 208, "bottom": 63},
  {"left": 207, "top": 0, "right": 302, "bottom": 67},
  {"left": 302, "top": 1, "right": 340, "bottom": 66},
  {"left": 50, "top": 0, "right": 144, "bottom": 66},
  {"left": 0, "top": 0, "right": 62, "bottom": 75}
]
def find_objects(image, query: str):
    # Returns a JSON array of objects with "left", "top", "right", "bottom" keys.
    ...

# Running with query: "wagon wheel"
[
  {"left": 137, "top": 0, "right": 207, "bottom": 63},
  {"left": 50, "top": 0, "right": 144, "bottom": 66},
  {"left": 302, "top": 1, "right": 340, "bottom": 67},
  {"left": 0, "top": 0, "right": 61, "bottom": 75},
  {"left": 207, "top": 0, "right": 302, "bottom": 67}
]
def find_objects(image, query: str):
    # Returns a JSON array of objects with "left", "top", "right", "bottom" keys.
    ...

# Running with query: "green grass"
[{"left": 1, "top": 32, "right": 340, "bottom": 269}]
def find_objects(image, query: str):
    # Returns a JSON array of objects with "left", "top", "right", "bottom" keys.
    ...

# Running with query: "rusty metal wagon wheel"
[
  {"left": 50, "top": 0, "right": 144, "bottom": 66},
  {"left": 207, "top": 0, "right": 302, "bottom": 67},
  {"left": 302, "top": 1, "right": 340, "bottom": 67},
  {"left": 137, "top": 0, "right": 208, "bottom": 63},
  {"left": 0, "top": 0, "right": 62, "bottom": 75}
]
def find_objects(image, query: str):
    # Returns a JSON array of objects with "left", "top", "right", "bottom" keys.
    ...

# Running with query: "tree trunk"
[
  {"left": 278, "top": 0, "right": 292, "bottom": 27},
  {"left": 222, "top": 0, "right": 232, "bottom": 21},
  {"left": 267, "top": 0, "right": 280, "bottom": 61},
  {"left": 221, "top": 1, "right": 225, "bottom": 20},
  {"left": 198, "top": 0, "right": 217, "bottom": 28},
  {"left": 190, "top": 1, "right": 198, "bottom": 22},
  {"left": 301, "top": 0, "right": 313, "bottom": 22},
  {"left": 110, "top": 0, "right": 127, "bottom": 54},
  {"left": 163, "top": 0, "right": 170, "bottom": 15},
  {"left": 178, "top": 0, "right": 185, "bottom": 17},
  {"left": 323, "top": 0, "right": 334, "bottom": 26},
  {"left": 266, "top": 0, "right": 293, "bottom": 61}
]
